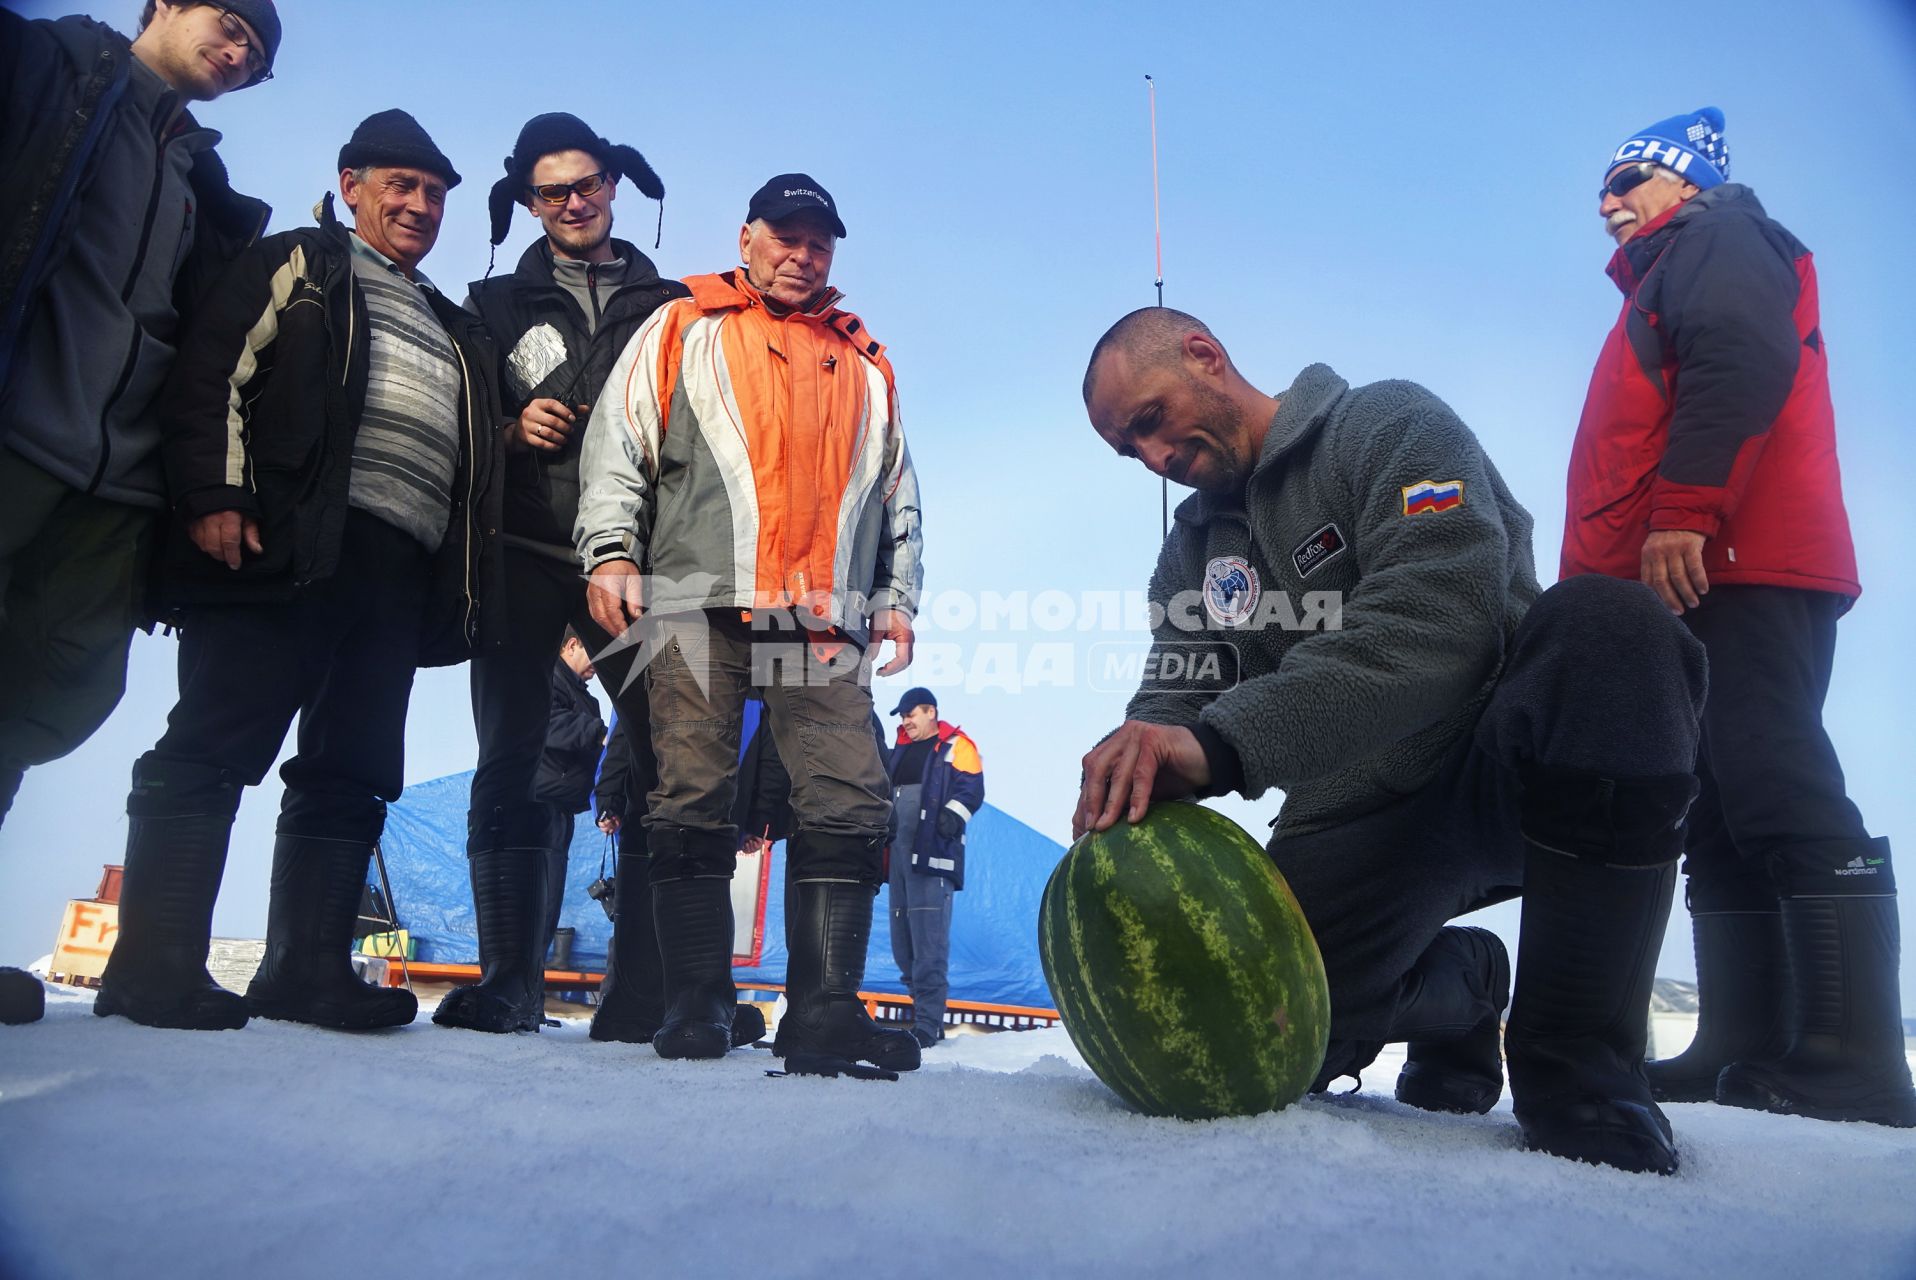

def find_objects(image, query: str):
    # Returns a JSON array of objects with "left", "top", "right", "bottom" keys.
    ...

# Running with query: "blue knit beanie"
[{"left": 1607, "top": 108, "right": 1730, "bottom": 189}]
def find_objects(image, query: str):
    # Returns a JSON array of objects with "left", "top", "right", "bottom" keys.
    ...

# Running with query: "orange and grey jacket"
[{"left": 575, "top": 269, "right": 922, "bottom": 646}]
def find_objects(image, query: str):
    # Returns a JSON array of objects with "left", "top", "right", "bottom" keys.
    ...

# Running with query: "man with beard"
[
  {"left": 438, "top": 115, "right": 761, "bottom": 1045},
  {"left": 1076, "top": 308, "right": 1709, "bottom": 1174}
]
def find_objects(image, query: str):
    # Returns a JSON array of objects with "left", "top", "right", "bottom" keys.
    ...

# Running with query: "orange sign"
[{"left": 51, "top": 899, "right": 121, "bottom": 980}]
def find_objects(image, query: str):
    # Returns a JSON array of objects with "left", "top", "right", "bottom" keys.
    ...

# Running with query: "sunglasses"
[
  {"left": 531, "top": 172, "right": 611, "bottom": 206},
  {"left": 216, "top": 9, "right": 271, "bottom": 84},
  {"left": 1601, "top": 162, "right": 1657, "bottom": 201}
]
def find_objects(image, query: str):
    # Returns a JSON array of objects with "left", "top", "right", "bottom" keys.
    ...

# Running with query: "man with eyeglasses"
[
  {"left": 576, "top": 175, "right": 923, "bottom": 1070},
  {"left": 0, "top": 0, "right": 278, "bottom": 1025},
  {"left": 434, "top": 114, "right": 706, "bottom": 1038},
  {"left": 94, "top": 110, "right": 504, "bottom": 1035},
  {"left": 1565, "top": 108, "right": 1913, "bottom": 1128}
]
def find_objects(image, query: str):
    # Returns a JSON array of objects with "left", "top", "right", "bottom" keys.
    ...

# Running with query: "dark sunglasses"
[
  {"left": 531, "top": 172, "right": 611, "bottom": 206},
  {"left": 216, "top": 9, "right": 271, "bottom": 84},
  {"left": 1601, "top": 162, "right": 1657, "bottom": 201}
]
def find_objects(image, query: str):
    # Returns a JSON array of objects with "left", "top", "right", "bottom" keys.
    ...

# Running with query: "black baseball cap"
[
  {"left": 890, "top": 687, "right": 936, "bottom": 716},
  {"left": 746, "top": 173, "right": 847, "bottom": 238}
]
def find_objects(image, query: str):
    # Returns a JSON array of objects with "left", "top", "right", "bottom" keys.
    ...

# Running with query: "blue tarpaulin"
[{"left": 377, "top": 770, "right": 1065, "bottom": 1009}]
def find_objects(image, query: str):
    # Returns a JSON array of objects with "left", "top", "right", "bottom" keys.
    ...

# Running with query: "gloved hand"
[{"left": 935, "top": 809, "right": 966, "bottom": 841}]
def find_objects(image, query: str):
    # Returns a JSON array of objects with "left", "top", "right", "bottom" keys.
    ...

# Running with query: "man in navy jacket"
[{"left": 886, "top": 687, "right": 984, "bottom": 1048}]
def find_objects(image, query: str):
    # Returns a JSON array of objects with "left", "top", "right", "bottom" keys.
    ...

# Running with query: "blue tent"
[{"left": 377, "top": 770, "right": 1065, "bottom": 1010}]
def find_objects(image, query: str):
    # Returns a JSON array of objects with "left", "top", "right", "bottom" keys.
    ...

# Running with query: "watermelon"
[{"left": 1038, "top": 801, "right": 1330, "bottom": 1120}]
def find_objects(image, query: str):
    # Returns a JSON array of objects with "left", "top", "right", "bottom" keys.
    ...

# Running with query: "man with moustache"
[
  {"left": 576, "top": 175, "right": 923, "bottom": 1069},
  {"left": 0, "top": 0, "right": 279, "bottom": 1024},
  {"left": 95, "top": 111, "right": 502, "bottom": 1034},
  {"left": 433, "top": 115, "right": 758, "bottom": 1041},
  {"left": 1076, "top": 307, "right": 1710, "bottom": 1173},
  {"left": 1567, "top": 108, "right": 1913, "bottom": 1126}
]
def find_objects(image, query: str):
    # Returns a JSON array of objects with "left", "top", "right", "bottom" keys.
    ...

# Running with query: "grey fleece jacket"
[{"left": 1125, "top": 363, "right": 1540, "bottom": 837}]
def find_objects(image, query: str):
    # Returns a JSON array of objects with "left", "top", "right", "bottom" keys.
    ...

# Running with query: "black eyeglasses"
[
  {"left": 216, "top": 9, "right": 271, "bottom": 84},
  {"left": 531, "top": 172, "right": 611, "bottom": 206},
  {"left": 1601, "top": 162, "right": 1657, "bottom": 201}
]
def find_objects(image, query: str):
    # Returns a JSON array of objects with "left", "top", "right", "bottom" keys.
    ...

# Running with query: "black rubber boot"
[
  {"left": 1716, "top": 894, "right": 1916, "bottom": 1127},
  {"left": 540, "top": 844, "right": 568, "bottom": 962},
  {"left": 244, "top": 835, "right": 417, "bottom": 1030},
  {"left": 651, "top": 873, "right": 739, "bottom": 1060},
  {"left": 774, "top": 876, "right": 921, "bottom": 1072},
  {"left": 0, "top": 967, "right": 44, "bottom": 1024},
  {"left": 1508, "top": 848, "right": 1680, "bottom": 1175},
  {"left": 433, "top": 848, "right": 549, "bottom": 1033},
  {"left": 1506, "top": 769, "right": 1696, "bottom": 1176},
  {"left": 1395, "top": 926, "right": 1511, "bottom": 1115},
  {"left": 96, "top": 810, "right": 248, "bottom": 1031},
  {"left": 591, "top": 846, "right": 767, "bottom": 1049},
  {"left": 590, "top": 844, "right": 667, "bottom": 1042},
  {"left": 1645, "top": 910, "right": 1786, "bottom": 1103}
]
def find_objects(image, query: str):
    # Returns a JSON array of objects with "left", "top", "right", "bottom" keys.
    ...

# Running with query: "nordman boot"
[
  {"left": 1395, "top": 926, "right": 1511, "bottom": 1115},
  {"left": 96, "top": 811, "right": 248, "bottom": 1031},
  {"left": 774, "top": 877, "right": 920, "bottom": 1072},
  {"left": 590, "top": 849, "right": 667, "bottom": 1043},
  {"left": 1645, "top": 910, "right": 1786, "bottom": 1103},
  {"left": 1506, "top": 768, "right": 1697, "bottom": 1176},
  {"left": 1507, "top": 847, "right": 1680, "bottom": 1175},
  {"left": 244, "top": 835, "right": 417, "bottom": 1030},
  {"left": 433, "top": 847, "right": 549, "bottom": 1033},
  {"left": 1716, "top": 892, "right": 1916, "bottom": 1127},
  {"left": 651, "top": 874, "right": 739, "bottom": 1060},
  {"left": 591, "top": 851, "right": 765, "bottom": 1048}
]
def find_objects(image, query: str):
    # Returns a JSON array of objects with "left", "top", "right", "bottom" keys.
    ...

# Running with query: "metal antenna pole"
[{"left": 1147, "top": 74, "right": 1168, "bottom": 538}]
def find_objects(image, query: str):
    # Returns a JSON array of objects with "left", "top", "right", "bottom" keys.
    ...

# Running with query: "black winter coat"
[
  {"left": 0, "top": 13, "right": 268, "bottom": 492},
  {"left": 467, "top": 238, "right": 687, "bottom": 550},
  {"left": 536, "top": 660, "right": 606, "bottom": 812},
  {"left": 155, "top": 195, "right": 505, "bottom": 664}
]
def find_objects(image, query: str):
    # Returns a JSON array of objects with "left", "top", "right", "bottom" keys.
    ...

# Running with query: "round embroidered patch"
[{"left": 1203, "top": 556, "right": 1260, "bottom": 627}]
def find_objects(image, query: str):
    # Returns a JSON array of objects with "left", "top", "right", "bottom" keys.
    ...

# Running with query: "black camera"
[{"left": 586, "top": 876, "right": 616, "bottom": 921}]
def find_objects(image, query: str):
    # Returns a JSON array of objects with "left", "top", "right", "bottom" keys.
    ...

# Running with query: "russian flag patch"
[{"left": 1401, "top": 479, "right": 1464, "bottom": 516}]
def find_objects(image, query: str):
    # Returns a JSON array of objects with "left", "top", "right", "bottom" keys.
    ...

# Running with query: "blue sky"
[{"left": 5, "top": 0, "right": 1914, "bottom": 1009}]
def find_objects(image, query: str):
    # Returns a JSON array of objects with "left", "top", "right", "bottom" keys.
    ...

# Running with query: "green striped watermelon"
[{"left": 1038, "top": 801, "right": 1330, "bottom": 1120}]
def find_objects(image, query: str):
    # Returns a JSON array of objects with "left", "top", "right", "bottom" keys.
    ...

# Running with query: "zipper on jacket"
[
  {"left": 451, "top": 334, "right": 479, "bottom": 643},
  {"left": 0, "top": 44, "right": 129, "bottom": 394},
  {"left": 84, "top": 90, "right": 180, "bottom": 493}
]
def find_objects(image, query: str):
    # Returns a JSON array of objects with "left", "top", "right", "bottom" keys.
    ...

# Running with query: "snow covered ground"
[{"left": 3, "top": 982, "right": 1915, "bottom": 1280}]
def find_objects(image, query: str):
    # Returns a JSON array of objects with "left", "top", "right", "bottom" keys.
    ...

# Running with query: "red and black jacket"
[{"left": 1561, "top": 184, "right": 1858, "bottom": 601}]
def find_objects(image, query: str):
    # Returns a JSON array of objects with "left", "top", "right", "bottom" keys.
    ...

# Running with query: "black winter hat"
[
  {"left": 488, "top": 112, "right": 665, "bottom": 247},
  {"left": 219, "top": 0, "right": 281, "bottom": 85},
  {"left": 337, "top": 109, "right": 462, "bottom": 189}
]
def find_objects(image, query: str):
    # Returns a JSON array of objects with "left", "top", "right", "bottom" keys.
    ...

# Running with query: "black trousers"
[
  {"left": 1270, "top": 574, "right": 1707, "bottom": 1043},
  {"left": 467, "top": 547, "right": 653, "bottom": 853},
  {"left": 132, "top": 511, "right": 429, "bottom": 843},
  {"left": 1679, "top": 585, "right": 1886, "bottom": 908}
]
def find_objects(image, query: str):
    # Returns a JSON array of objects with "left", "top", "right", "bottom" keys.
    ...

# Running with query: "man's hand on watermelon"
[{"left": 1074, "top": 721, "right": 1211, "bottom": 839}]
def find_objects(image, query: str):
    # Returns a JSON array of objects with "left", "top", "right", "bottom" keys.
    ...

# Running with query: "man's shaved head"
[
  {"left": 1082, "top": 307, "right": 1216, "bottom": 404},
  {"left": 1083, "top": 307, "right": 1278, "bottom": 494}
]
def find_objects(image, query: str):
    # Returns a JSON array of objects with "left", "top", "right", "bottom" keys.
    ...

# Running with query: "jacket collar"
[
  {"left": 1606, "top": 182, "right": 1763, "bottom": 295},
  {"left": 893, "top": 720, "right": 965, "bottom": 749},
  {"left": 512, "top": 235, "right": 666, "bottom": 291},
  {"left": 685, "top": 268, "right": 844, "bottom": 321}
]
